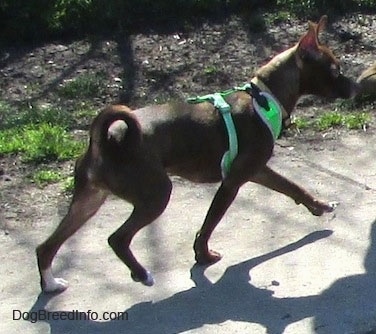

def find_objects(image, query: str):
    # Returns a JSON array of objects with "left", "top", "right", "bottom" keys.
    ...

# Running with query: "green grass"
[
  {"left": 0, "top": 100, "right": 89, "bottom": 164},
  {"left": 204, "top": 65, "right": 219, "bottom": 75},
  {"left": 315, "top": 112, "right": 343, "bottom": 130},
  {"left": 58, "top": 73, "right": 105, "bottom": 99},
  {"left": 32, "top": 169, "right": 63, "bottom": 187},
  {"left": 73, "top": 103, "right": 98, "bottom": 128},
  {"left": 0, "top": 123, "right": 85, "bottom": 163},
  {"left": 293, "top": 117, "right": 310, "bottom": 130},
  {"left": 294, "top": 111, "right": 371, "bottom": 132},
  {"left": 264, "top": 11, "right": 292, "bottom": 26},
  {"left": 315, "top": 112, "right": 371, "bottom": 131},
  {"left": 62, "top": 176, "right": 75, "bottom": 193},
  {"left": 1, "top": 103, "right": 74, "bottom": 130},
  {"left": 0, "top": 99, "right": 87, "bottom": 189}
]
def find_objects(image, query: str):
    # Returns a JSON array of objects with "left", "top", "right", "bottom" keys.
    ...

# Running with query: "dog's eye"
[{"left": 330, "top": 63, "right": 340, "bottom": 78}]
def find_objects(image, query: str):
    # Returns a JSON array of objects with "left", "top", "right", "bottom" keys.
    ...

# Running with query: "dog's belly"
[
  {"left": 166, "top": 161, "right": 222, "bottom": 183},
  {"left": 135, "top": 103, "right": 232, "bottom": 183}
]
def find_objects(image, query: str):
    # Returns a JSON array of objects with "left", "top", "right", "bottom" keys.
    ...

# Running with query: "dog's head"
[{"left": 296, "top": 15, "right": 358, "bottom": 99}]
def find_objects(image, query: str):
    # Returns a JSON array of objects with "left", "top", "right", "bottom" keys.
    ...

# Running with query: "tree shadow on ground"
[
  {"left": 116, "top": 34, "right": 136, "bottom": 104},
  {"left": 30, "top": 229, "right": 331, "bottom": 334}
]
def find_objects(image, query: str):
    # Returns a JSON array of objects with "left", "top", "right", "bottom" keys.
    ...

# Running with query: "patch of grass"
[
  {"left": 0, "top": 100, "right": 87, "bottom": 164},
  {"left": 315, "top": 112, "right": 343, "bottom": 131},
  {"left": 343, "top": 113, "right": 372, "bottom": 130},
  {"left": 62, "top": 176, "right": 75, "bottom": 194},
  {"left": 0, "top": 123, "right": 85, "bottom": 163},
  {"left": 204, "top": 65, "right": 219, "bottom": 75},
  {"left": 58, "top": 73, "right": 105, "bottom": 99},
  {"left": 315, "top": 111, "right": 371, "bottom": 131},
  {"left": 264, "top": 11, "right": 292, "bottom": 26},
  {"left": 73, "top": 103, "right": 98, "bottom": 128},
  {"left": 0, "top": 103, "right": 74, "bottom": 130},
  {"left": 294, "top": 111, "right": 371, "bottom": 132},
  {"left": 32, "top": 169, "right": 63, "bottom": 187},
  {"left": 0, "top": 100, "right": 13, "bottom": 126},
  {"left": 292, "top": 116, "right": 311, "bottom": 130}
]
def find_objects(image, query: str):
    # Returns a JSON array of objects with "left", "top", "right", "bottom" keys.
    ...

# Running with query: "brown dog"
[{"left": 37, "top": 16, "right": 357, "bottom": 293}]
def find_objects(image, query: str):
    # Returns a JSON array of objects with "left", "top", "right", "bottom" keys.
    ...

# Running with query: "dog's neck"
[{"left": 254, "top": 45, "right": 301, "bottom": 117}]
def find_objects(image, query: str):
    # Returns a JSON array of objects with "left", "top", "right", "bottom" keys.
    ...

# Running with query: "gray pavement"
[{"left": 2, "top": 130, "right": 376, "bottom": 333}]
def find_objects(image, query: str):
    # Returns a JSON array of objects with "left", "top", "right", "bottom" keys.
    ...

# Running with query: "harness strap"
[
  {"left": 187, "top": 93, "right": 238, "bottom": 178},
  {"left": 187, "top": 79, "right": 287, "bottom": 178}
]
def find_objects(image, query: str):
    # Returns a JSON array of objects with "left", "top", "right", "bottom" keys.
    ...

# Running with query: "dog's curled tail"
[{"left": 90, "top": 105, "right": 142, "bottom": 158}]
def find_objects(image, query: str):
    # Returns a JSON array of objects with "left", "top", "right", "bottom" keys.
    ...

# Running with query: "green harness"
[{"left": 187, "top": 82, "right": 284, "bottom": 178}]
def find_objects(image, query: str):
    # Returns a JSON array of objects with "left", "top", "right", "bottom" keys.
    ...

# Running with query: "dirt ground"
[{"left": 2, "top": 14, "right": 376, "bottom": 334}]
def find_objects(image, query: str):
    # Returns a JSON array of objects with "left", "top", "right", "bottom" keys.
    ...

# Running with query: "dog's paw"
[
  {"left": 44, "top": 278, "right": 69, "bottom": 293},
  {"left": 327, "top": 201, "right": 339, "bottom": 211},
  {"left": 142, "top": 271, "right": 155, "bottom": 286},
  {"left": 309, "top": 200, "right": 339, "bottom": 216},
  {"left": 193, "top": 233, "right": 223, "bottom": 265},
  {"left": 41, "top": 269, "right": 69, "bottom": 293},
  {"left": 195, "top": 250, "right": 222, "bottom": 265},
  {"left": 131, "top": 270, "right": 155, "bottom": 287}
]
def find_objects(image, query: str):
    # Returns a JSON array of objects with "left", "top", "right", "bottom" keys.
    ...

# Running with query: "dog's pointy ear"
[
  {"left": 296, "top": 15, "right": 327, "bottom": 67},
  {"left": 316, "top": 15, "right": 328, "bottom": 34}
]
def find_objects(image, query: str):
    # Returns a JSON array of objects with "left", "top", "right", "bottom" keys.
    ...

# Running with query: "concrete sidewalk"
[{"left": 2, "top": 130, "right": 376, "bottom": 334}]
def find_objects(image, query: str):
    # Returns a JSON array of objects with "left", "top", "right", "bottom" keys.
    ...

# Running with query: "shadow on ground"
[
  {"left": 21, "top": 229, "right": 341, "bottom": 333},
  {"left": 28, "top": 222, "right": 376, "bottom": 333}
]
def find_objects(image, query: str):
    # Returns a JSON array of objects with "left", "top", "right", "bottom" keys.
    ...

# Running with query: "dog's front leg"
[
  {"left": 251, "top": 165, "right": 336, "bottom": 216},
  {"left": 194, "top": 179, "right": 241, "bottom": 265}
]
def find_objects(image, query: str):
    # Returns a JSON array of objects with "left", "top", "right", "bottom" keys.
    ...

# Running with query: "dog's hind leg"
[
  {"left": 108, "top": 173, "right": 172, "bottom": 286},
  {"left": 36, "top": 180, "right": 108, "bottom": 293},
  {"left": 251, "top": 165, "right": 336, "bottom": 216}
]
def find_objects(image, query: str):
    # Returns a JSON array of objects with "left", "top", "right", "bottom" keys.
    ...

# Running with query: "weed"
[
  {"left": 343, "top": 113, "right": 371, "bottom": 130},
  {"left": 0, "top": 104, "right": 74, "bottom": 130},
  {"left": 0, "top": 123, "right": 85, "bottom": 163},
  {"left": 58, "top": 73, "right": 104, "bottom": 99},
  {"left": 32, "top": 169, "right": 63, "bottom": 187},
  {"left": 294, "top": 111, "right": 371, "bottom": 132},
  {"left": 293, "top": 116, "right": 311, "bottom": 130},
  {"left": 315, "top": 112, "right": 344, "bottom": 131},
  {"left": 73, "top": 103, "right": 98, "bottom": 128},
  {"left": 315, "top": 111, "right": 371, "bottom": 131},
  {"left": 264, "top": 11, "right": 292, "bottom": 26},
  {"left": 0, "top": 100, "right": 13, "bottom": 126},
  {"left": 204, "top": 65, "right": 219, "bottom": 75},
  {"left": 62, "top": 176, "right": 75, "bottom": 194}
]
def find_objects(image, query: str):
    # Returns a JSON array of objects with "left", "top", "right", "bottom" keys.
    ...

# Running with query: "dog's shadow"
[
  {"left": 30, "top": 229, "right": 342, "bottom": 334},
  {"left": 312, "top": 220, "right": 376, "bottom": 333}
]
